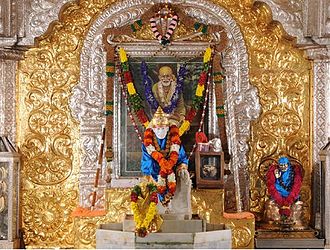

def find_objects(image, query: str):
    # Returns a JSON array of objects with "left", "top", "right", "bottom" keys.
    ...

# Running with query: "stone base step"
[
  {"left": 96, "top": 228, "right": 232, "bottom": 249},
  {"left": 255, "top": 229, "right": 325, "bottom": 249},
  {"left": 123, "top": 218, "right": 204, "bottom": 233},
  {"left": 255, "top": 238, "right": 325, "bottom": 249}
]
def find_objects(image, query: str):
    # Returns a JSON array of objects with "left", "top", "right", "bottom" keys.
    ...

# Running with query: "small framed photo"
[{"left": 195, "top": 151, "right": 224, "bottom": 189}]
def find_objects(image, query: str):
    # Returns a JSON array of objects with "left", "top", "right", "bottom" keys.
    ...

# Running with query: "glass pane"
[
  {"left": 0, "top": 162, "right": 9, "bottom": 240},
  {"left": 200, "top": 156, "right": 220, "bottom": 180},
  {"left": 119, "top": 57, "right": 205, "bottom": 177}
]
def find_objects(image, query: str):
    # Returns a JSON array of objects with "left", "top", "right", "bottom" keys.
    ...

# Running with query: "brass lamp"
[{"left": 0, "top": 135, "right": 21, "bottom": 248}]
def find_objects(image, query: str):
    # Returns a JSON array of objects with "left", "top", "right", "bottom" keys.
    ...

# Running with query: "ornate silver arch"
[{"left": 69, "top": 0, "right": 261, "bottom": 211}]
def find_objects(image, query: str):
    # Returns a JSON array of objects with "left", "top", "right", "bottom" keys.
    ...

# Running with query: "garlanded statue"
[
  {"left": 265, "top": 156, "right": 303, "bottom": 225},
  {"left": 131, "top": 107, "right": 190, "bottom": 237},
  {"left": 141, "top": 107, "right": 189, "bottom": 205}
]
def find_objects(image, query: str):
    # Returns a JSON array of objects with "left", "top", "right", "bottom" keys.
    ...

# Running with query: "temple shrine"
[{"left": 0, "top": 0, "right": 330, "bottom": 249}]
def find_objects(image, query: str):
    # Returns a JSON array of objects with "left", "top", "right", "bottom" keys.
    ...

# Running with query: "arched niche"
[{"left": 69, "top": 0, "right": 261, "bottom": 211}]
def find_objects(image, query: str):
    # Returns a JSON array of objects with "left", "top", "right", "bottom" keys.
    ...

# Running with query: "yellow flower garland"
[
  {"left": 119, "top": 47, "right": 128, "bottom": 63},
  {"left": 131, "top": 199, "right": 157, "bottom": 231},
  {"left": 179, "top": 46, "right": 212, "bottom": 136},
  {"left": 119, "top": 47, "right": 150, "bottom": 127},
  {"left": 179, "top": 120, "right": 190, "bottom": 136},
  {"left": 127, "top": 82, "right": 136, "bottom": 95},
  {"left": 195, "top": 84, "right": 205, "bottom": 97},
  {"left": 203, "top": 47, "right": 212, "bottom": 63}
]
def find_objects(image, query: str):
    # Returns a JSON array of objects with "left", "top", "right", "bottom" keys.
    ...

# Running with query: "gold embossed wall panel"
[
  {"left": 211, "top": 1, "right": 312, "bottom": 218},
  {"left": 16, "top": 0, "right": 312, "bottom": 247},
  {"left": 17, "top": 1, "right": 115, "bottom": 247}
]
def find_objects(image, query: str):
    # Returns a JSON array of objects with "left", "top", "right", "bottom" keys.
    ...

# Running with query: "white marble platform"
[
  {"left": 96, "top": 219, "right": 232, "bottom": 249},
  {"left": 123, "top": 218, "right": 204, "bottom": 233}
]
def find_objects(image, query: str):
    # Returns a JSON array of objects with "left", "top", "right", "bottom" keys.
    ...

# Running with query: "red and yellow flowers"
[
  {"left": 131, "top": 183, "right": 158, "bottom": 237},
  {"left": 119, "top": 47, "right": 150, "bottom": 127},
  {"left": 143, "top": 125, "right": 181, "bottom": 196},
  {"left": 179, "top": 46, "right": 212, "bottom": 136}
]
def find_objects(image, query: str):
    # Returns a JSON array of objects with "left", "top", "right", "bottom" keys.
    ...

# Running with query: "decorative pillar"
[
  {"left": 320, "top": 139, "right": 330, "bottom": 247},
  {"left": 0, "top": 50, "right": 23, "bottom": 144},
  {"left": 305, "top": 48, "right": 330, "bottom": 232},
  {"left": 0, "top": 135, "right": 21, "bottom": 248}
]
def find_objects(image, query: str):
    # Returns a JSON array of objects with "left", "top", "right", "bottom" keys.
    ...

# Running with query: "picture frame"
[
  {"left": 195, "top": 151, "right": 225, "bottom": 189},
  {"left": 118, "top": 55, "right": 205, "bottom": 177}
]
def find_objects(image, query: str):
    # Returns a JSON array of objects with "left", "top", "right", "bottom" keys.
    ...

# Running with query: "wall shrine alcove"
[
  {"left": 16, "top": 0, "right": 312, "bottom": 248},
  {"left": 69, "top": 0, "right": 261, "bottom": 212}
]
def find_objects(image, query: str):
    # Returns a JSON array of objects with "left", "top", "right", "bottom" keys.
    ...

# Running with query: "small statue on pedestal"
[{"left": 265, "top": 156, "right": 303, "bottom": 228}]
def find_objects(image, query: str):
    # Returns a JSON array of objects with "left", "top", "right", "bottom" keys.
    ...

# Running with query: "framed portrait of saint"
[{"left": 118, "top": 56, "right": 206, "bottom": 177}]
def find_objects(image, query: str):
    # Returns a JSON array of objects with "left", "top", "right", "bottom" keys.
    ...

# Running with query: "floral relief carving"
[
  {"left": 17, "top": 0, "right": 311, "bottom": 247},
  {"left": 22, "top": 188, "right": 77, "bottom": 247}
]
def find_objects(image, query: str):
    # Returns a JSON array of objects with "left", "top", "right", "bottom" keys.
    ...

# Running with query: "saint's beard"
[{"left": 161, "top": 79, "right": 175, "bottom": 87}]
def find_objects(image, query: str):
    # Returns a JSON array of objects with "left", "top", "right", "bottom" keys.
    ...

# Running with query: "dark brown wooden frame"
[{"left": 195, "top": 151, "right": 225, "bottom": 189}]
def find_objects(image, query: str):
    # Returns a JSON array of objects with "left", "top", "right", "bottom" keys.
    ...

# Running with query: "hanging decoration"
[
  {"left": 119, "top": 47, "right": 150, "bottom": 128},
  {"left": 131, "top": 183, "right": 158, "bottom": 237},
  {"left": 150, "top": 14, "right": 178, "bottom": 46},
  {"left": 141, "top": 61, "right": 187, "bottom": 113},
  {"left": 117, "top": 64, "right": 144, "bottom": 143},
  {"left": 179, "top": 46, "right": 213, "bottom": 136},
  {"left": 187, "top": 62, "right": 212, "bottom": 159}
]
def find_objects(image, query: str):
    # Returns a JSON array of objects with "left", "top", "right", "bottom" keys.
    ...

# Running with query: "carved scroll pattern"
[
  {"left": 241, "top": 1, "right": 312, "bottom": 217},
  {"left": 17, "top": 0, "right": 311, "bottom": 247},
  {"left": 18, "top": 1, "right": 116, "bottom": 247},
  {"left": 261, "top": 0, "right": 305, "bottom": 43},
  {"left": 71, "top": 0, "right": 260, "bottom": 212},
  {"left": 20, "top": 0, "right": 71, "bottom": 45}
]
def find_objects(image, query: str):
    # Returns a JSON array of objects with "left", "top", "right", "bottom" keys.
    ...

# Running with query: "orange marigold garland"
[{"left": 143, "top": 125, "right": 181, "bottom": 199}]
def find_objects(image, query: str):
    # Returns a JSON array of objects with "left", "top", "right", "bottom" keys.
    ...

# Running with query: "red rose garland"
[{"left": 266, "top": 163, "right": 302, "bottom": 216}]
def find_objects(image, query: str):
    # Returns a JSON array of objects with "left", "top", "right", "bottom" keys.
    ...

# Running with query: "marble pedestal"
[
  {"left": 96, "top": 218, "right": 232, "bottom": 249},
  {"left": 0, "top": 239, "right": 20, "bottom": 248},
  {"left": 255, "top": 228, "right": 325, "bottom": 249}
]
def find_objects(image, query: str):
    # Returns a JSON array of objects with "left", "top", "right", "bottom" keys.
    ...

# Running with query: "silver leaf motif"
[
  {"left": 20, "top": 0, "right": 71, "bottom": 45},
  {"left": 69, "top": 0, "right": 261, "bottom": 212},
  {"left": 261, "top": 0, "right": 305, "bottom": 43}
]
